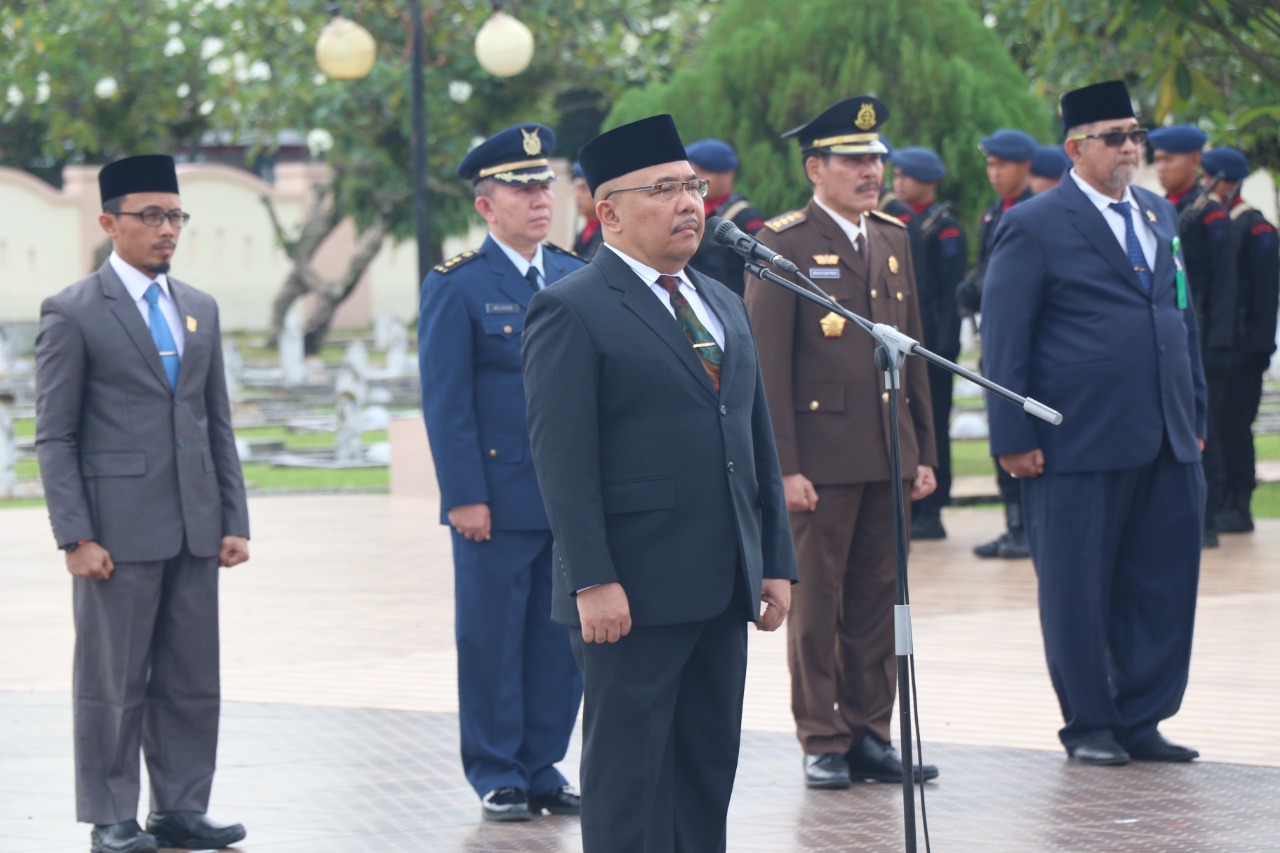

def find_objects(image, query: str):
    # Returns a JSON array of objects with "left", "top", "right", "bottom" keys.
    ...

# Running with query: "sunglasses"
[{"left": 1067, "top": 129, "right": 1149, "bottom": 148}]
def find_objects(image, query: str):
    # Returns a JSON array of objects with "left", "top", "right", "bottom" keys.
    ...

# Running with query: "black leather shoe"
[
  {"left": 481, "top": 787, "right": 531, "bottom": 822},
  {"left": 1069, "top": 735, "right": 1129, "bottom": 766},
  {"left": 997, "top": 529, "right": 1030, "bottom": 559},
  {"left": 145, "top": 811, "right": 245, "bottom": 849},
  {"left": 910, "top": 512, "right": 947, "bottom": 540},
  {"left": 1215, "top": 506, "right": 1254, "bottom": 533},
  {"left": 1202, "top": 525, "right": 1220, "bottom": 548},
  {"left": 90, "top": 821, "right": 157, "bottom": 853},
  {"left": 973, "top": 531, "right": 1010, "bottom": 558},
  {"left": 529, "top": 785, "right": 580, "bottom": 815},
  {"left": 1129, "top": 732, "right": 1199, "bottom": 762},
  {"left": 846, "top": 735, "right": 939, "bottom": 783},
  {"left": 803, "top": 752, "right": 851, "bottom": 789}
]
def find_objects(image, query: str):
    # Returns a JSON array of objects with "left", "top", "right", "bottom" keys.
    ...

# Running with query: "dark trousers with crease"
[
  {"left": 570, "top": 582, "right": 749, "bottom": 853},
  {"left": 1021, "top": 442, "right": 1203, "bottom": 752},
  {"left": 73, "top": 547, "right": 221, "bottom": 824}
]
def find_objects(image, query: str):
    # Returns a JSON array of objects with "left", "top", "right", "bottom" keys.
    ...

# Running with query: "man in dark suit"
[
  {"left": 521, "top": 114, "right": 797, "bottom": 853},
  {"left": 890, "top": 146, "right": 967, "bottom": 540},
  {"left": 746, "top": 97, "right": 939, "bottom": 789},
  {"left": 418, "top": 123, "right": 585, "bottom": 822},
  {"left": 982, "top": 81, "right": 1206, "bottom": 767},
  {"left": 686, "top": 138, "right": 766, "bottom": 298},
  {"left": 35, "top": 155, "right": 249, "bottom": 853}
]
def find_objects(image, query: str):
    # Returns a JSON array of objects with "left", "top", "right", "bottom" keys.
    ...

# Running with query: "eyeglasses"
[
  {"left": 604, "top": 179, "right": 710, "bottom": 202},
  {"left": 114, "top": 207, "right": 192, "bottom": 228},
  {"left": 1066, "top": 129, "right": 1149, "bottom": 148}
]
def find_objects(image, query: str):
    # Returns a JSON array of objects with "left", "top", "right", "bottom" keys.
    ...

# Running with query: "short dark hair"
[{"left": 102, "top": 196, "right": 124, "bottom": 214}]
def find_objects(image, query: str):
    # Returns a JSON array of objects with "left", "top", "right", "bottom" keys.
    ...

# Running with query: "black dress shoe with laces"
[
  {"left": 481, "top": 787, "right": 532, "bottom": 822},
  {"left": 1069, "top": 735, "right": 1129, "bottom": 766},
  {"left": 145, "top": 811, "right": 245, "bottom": 849},
  {"left": 1128, "top": 732, "right": 1199, "bottom": 762},
  {"left": 803, "top": 752, "right": 851, "bottom": 789},
  {"left": 846, "top": 734, "right": 939, "bottom": 783},
  {"left": 529, "top": 784, "right": 581, "bottom": 815},
  {"left": 90, "top": 820, "right": 157, "bottom": 853}
]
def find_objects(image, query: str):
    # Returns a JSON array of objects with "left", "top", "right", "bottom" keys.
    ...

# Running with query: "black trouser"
[
  {"left": 1218, "top": 357, "right": 1267, "bottom": 499},
  {"left": 1203, "top": 367, "right": 1229, "bottom": 527},
  {"left": 915, "top": 362, "right": 954, "bottom": 515}
]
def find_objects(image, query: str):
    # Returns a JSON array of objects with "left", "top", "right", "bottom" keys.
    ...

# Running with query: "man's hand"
[
  {"left": 910, "top": 466, "right": 937, "bottom": 501},
  {"left": 448, "top": 503, "right": 492, "bottom": 542},
  {"left": 219, "top": 536, "right": 250, "bottom": 568},
  {"left": 756, "top": 578, "right": 791, "bottom": 632},
  {"left": 999, "top": 449, "right": 1045, "bottom": 479},
  {"left": 1197, "top": 436, "right": 1206, "bottom": 453},
  {"left": 65, "top": 541, "right": 113, "bottom": 581},
  {"left": 783, "top": 473, "right": 819, "bottom": 512},
  {"left": 577, "top": 582, "right": 632, "bottom": 643}
]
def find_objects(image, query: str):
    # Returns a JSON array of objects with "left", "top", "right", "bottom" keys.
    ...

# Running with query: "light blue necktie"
[
  {"left": 144, "top": 283, "right": 180, "bottom": 391},
  {"left": 1109, "top": 201, "right": 1152, "bottom": 294}
]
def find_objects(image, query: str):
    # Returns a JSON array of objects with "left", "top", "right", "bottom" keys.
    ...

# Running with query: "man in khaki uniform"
[{"left": 745, "top": 96, "right": 939, "bottom": 789}]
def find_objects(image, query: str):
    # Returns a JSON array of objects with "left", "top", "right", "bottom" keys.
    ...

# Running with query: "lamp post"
[{"left": 317, "top": 2, "right": 535, "bottom": 287}]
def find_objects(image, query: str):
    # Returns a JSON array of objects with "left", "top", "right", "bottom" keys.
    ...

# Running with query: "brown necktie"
[
  {"left": 656, "top": 275, "right": 722, "bottom": 391},
  {"left": 855, "top": 232, "right": 871, "bottom": 281}
]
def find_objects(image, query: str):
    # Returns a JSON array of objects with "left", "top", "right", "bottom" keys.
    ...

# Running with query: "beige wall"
[{"left": 0, "top": 169, "right": 85, "bottom": 321}]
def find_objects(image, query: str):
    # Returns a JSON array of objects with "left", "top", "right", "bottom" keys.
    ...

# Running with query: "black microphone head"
[{"left": 710, "top": 216, "right": 740, "bottom": 246}]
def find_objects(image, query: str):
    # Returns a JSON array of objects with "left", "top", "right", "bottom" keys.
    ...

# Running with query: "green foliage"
[
  {"left": 981, "top": 0, "right": 1280, "bottom": 169},
  {"left": 606, "top": 0, "right": 1051, "bottom": 227},
  {"left": 0, "top": 0, "right": 714, "bottom": 248}
]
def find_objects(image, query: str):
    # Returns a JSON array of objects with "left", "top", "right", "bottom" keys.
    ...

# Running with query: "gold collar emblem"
[
  {"left": 1145, "top": 209, "right": 1157, "bottom": 223},
  {"left": 819, "top": 311, "right": 847, "bottom": 338},
  {"left": 186, "top": 315, "right": 198, "bottom": 333},
  {"left": 812, "top": 254, "right": 839, "bottom": 265},
  {"left": 855, "top": 102, "right": 877, "bottom": 131},
  {"left": 888, "top": 255, "right": 899, "bottom": 274},
  {"left": 521, "top": 128, "right": 543, "bottom": 156}
]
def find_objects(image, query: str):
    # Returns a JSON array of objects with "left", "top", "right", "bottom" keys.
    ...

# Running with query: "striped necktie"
[
  {"left": 656, "top": 274, "right": 722, "bottom": 391},
  {"left": 1109, "top": 202, "right": 1152, "bottom": 293}
]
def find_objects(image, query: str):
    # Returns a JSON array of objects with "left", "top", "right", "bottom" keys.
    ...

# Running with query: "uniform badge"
[
  {"left": 809, "top": 267, "right": 841, "bottom": 279},
  {"left": 855, "top": 102, "right": 877, "bottom": 130},
  {"left": 812, "top": 254, "right": 839, "bottom": 265},
  {"left": 186, "top": 316, "right": 197, "bottom": 333},
  {"left": 485, "top": 303, "right": 521, "bottom": 314},
  {"left": 1145, "top": 209, "right": 1157, "bottom": 223},
  {"left": 819, "top": 312, "right": 847, "bottom": 338},
  {"left": 521, "top": 127, "right": 542, "bottom": 155},
  {"left": 888, "top": 255, "right": 899, "bottom": 274}
]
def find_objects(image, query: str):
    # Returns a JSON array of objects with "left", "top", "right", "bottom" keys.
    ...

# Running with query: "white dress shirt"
[
  {"left": 490, "top": 233, "right": 546, "bottom": 289},
  {"left": 602, "top": 242, "right": 726, "bottom": 348},
  {"left": 109, "top": 251, "right": 185, "bottom": 356},
  {"left": 813, "top": 196, "right": 869, "bottom": 252},
  {"left": 1068, "top": 169, "right": 1157, "bottom": 269}
]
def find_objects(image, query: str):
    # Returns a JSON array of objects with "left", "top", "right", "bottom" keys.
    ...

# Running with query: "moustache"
[
  {"left": 673, "top": 217, "right": 701, "bottom": 233},
  {"left": 856, "top": 180, "right": 881, "bottom": 194}
]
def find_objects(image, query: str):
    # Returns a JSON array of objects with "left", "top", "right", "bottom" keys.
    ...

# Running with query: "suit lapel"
[
  {"left": 481, "top": 235, "right": 535, "bottom": 308},
  {"left": 597, "top": 249, "right": 718, "bottom": 398},
  {"left": 99, "top": 262, "right": 174, "bottom": 391},
  {"left": 1061, "top": 177, "right": 1149, "bottom": 298}
]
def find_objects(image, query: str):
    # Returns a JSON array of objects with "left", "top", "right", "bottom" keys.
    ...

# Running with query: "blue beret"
[
  {"left": 979, "top": 129, "right": 1036, "bottom": 162},
  {"left": 1201, "top": 147, "right": 1250, "bottom": 182},
  {"left": 1148, "top": 125, "right": 1208, "bottom": 154},
  {"left": 571, "top": 161, "right": 585, "bottom": 180},
  {"left": 891, "top": 147, "right": 945, "bottom": 183},
  {"left": 457, "top": 123, "right": 558, "bottom": 184},
  {"left": 1030, "top": 145, "right": 1071, "bottom": 179},
  {"left": 685, "top": 139, "right": 739, "bottom": 172}
]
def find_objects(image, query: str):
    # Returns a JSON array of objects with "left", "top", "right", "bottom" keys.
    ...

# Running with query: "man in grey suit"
[
  {"left": 35, "top": 155, "right": 250, "bottom": 853},
  {"left": 522, "top": 114, "right": 798, "bottom": 853}
]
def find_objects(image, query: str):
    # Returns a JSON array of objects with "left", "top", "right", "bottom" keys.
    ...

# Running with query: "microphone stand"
[{"left": 744, "top": 260, "right": 1061, "bottom": 853}]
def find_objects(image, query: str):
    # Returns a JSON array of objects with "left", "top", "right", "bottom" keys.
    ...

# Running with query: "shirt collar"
[
  {"left": 602, "top": 242, "right": 692, "bottom": 290},
  {"left": 108, "top": 251, "right": 171, "bottom": 303},
  {"left": 812, "top": 196, "right": 867, "bottom": 247},
  {"left": 489, "top": 232, "right": 545, "bottom": 281},
  {"left": 1068, "top": 168, "right": 1138, "bottom": 215}
]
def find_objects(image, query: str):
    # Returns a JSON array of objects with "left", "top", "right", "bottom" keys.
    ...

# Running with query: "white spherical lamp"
[
  {"left": 316, "top": 16, "right": 377, "bottom": 81},
  {"left": 474, "top": 11, "right": 534, "bottom": 78}
]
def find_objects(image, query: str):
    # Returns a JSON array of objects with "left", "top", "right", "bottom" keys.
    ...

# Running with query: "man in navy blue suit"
[
  {"left": 981, "top": 81, "right": 1206, "bottom": 767},
  {"left": 418, "top": 123, "right": 585, "bottom": 821}
]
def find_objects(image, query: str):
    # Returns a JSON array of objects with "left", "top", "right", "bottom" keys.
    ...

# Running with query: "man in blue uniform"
[
  {"left": 1150, "top": 125, "right": 1236, "bottom": 548},
  {"left": 417, "top": 123, "right": 585, "bottom": 822},
  {"left": 1029, "top": 145, "right": 1071, "bottom": 194},
  {"left": 982, "top": 80, "right": 1206, "bottom": 767},
  {"left": 962, "top": 128, "right": 1037, "bottom": 560},
  {"left": 890, "top": 146, "right": 967, "bottom": 540},
  {"left": 686, "top": 138, "right": 766, "bottom": 298},
  {"left": 1199, "top": 147, "right": 1279, "bottom": 534}
]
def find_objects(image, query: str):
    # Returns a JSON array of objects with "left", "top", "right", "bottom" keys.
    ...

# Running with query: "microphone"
[{"left": 708, "top": 216, "right": 799, "bottom": 274}]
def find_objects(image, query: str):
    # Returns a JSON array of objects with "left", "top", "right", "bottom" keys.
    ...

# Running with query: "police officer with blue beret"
[
  {"left": 685, "top": 138, "right": 766, "bottom": 296},
  {"left": 891, "top": 147, "right": 967, "bottom": 540},
  {"left": 964, "top": 128, "right": 1037, "bottom": 559},
  {"left": 1150, "top": 125, "right": 1237, "bottom": 547},
  {"left": 1198, "top": 148, "right": 1279, "bottom": 534},
  {"left": 417, "top": 123, "right": 586, "bottom": 822},
  {"left": 571, "top": 162, "right": 604, "bottom": 259},
  {"left": 1030, "top": 144, "right": 1071, "bottom": 193}
]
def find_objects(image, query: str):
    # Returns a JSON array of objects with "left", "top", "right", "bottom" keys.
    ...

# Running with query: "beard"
[
  {"left": 1100, "top": 162, "right": 1138, "bottom": 192},
  {"left": 143, "top": 262, "right": 171, "bottom": 275}
]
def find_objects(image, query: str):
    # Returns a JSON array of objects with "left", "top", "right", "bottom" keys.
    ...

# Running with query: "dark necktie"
[
  {"left": 855, "top": 232, "right": 870, "bottom": 281},
  {"left": 144, "top": 282, "right": 180, "bottom": 391},
  {"left": 525, "top": 266, "right": 540, "bottom": 292},
  {"left": 1109, "top": 201, "right": 1152, "bottom": 293},
  {"left": 656, "top": 274, "right": 722, "bottom": 391}
]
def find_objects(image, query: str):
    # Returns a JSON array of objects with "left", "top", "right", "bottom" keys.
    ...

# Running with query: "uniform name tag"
[
  {"left": 809, "top": 268, "right": 841, "bottom": 279},
  {"left": 485, "top": 303, "right": 521, "bottom": 314}
]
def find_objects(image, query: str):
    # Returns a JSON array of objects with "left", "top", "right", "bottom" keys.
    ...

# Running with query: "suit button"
[
  {"left": 488, "top": 449, "right": 497, "bottom": 458},
  {"left": 809, "top": 400, "right": 820, "bottom": 411},
  {"left": 870, "top": 289, "right": 878, "bottom": 299},
  {"left": 720, "top": 404, "right": 728, "bottom": 415},
  {"left": 503, "top": 324, "right": 513, "bottom": 334},
  {"left": 1160, "top": 345, "right": 1166, "bottom": 353},
  {"left": 727, "top": 462, "right": 735, "bottom": 473},
  {"left": 881, "top": 392, "right": 889, "bottom": 404},
  {"left": 177, "top": 439, "right": 187, "bottom": 448},
  {"left": 896, "top": 292, "right": 904, "bottom": 302}
]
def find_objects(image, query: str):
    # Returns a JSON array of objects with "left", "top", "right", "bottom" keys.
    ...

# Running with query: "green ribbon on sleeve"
[{"left": 1172, "top": 236, "right": 1187, "bottom": 310}]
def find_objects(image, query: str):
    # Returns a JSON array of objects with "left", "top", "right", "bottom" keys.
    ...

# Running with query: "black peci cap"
[
  {"left": 578, "top": 114, "right": 688, "bottom": 195},
  {"left": 98, "top": 155, "right": 180, "bottom": 205},
  {"left": 1059, "top": 80, "right": 1135, "bottom": 136}
]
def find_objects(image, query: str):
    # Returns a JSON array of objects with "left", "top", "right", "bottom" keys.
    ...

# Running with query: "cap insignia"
[
  {"left": 521, "top": 128, "right": 543, "bottom": 156},
  {"left": 855, "top": 102, "right": 877, "bottom": 131}
]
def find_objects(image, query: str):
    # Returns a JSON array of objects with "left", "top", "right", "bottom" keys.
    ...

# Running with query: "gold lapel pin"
[
  {"left": 186, "top": 316, "right": 198, "bottom": 333},
  {"left": 888, "top": 255, "right": 899, "bottom": 274},
  {"left": 1145, "top": 209, "right": 1157, "bottom": 223}
]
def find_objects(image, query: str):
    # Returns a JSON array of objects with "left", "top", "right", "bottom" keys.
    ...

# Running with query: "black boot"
[
  {"left": 1215, "top": 491, "right": 1254, "bottom": 534},
  {"left": 997, "top": 501, "right": 1030, "bottom": 559},
  {"left": 911, "top": 509, "right": 947, "bottom": 540}
]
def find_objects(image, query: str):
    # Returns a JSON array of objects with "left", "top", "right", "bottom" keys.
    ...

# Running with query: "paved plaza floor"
[{"left": 2, "top": 496, "right": 1278, "bottom": 852}]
